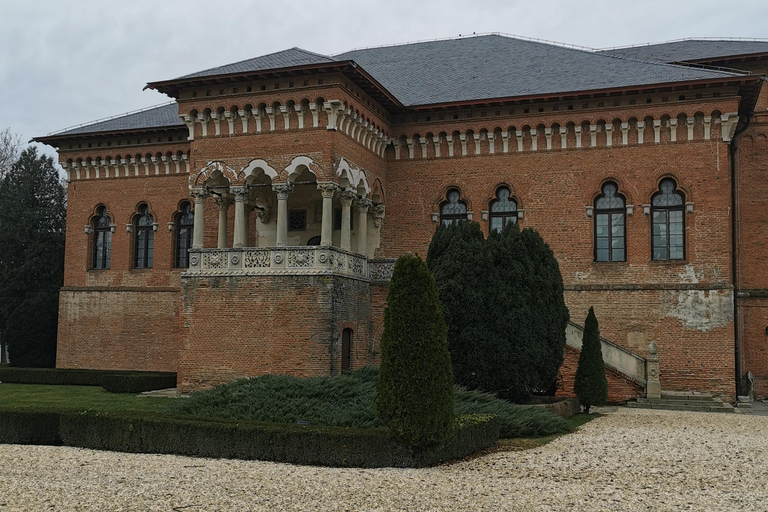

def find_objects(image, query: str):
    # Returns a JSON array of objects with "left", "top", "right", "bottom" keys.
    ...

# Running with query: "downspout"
[{"left": 730, "top": 112, "right": 751, "bottom": 398}]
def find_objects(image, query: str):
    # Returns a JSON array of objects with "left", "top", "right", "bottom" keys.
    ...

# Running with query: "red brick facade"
[{"left": 40, "top": 38, "right": 768, "bottom": 401}]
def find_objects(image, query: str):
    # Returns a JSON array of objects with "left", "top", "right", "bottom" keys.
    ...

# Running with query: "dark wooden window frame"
[
  {"left": 341, "top": 328, "right": 352, "bottom": 372},
  {"left": 594, "top": 182, "right": 626, "bottom": 262},
  {"left": 134, "top": 204, "right": 154, "bottom": 269},
  {"left": 489, "top": 186, "right": 518, "bottom": 233},
  {"left": 439, "top": 188, "right": 468, "bottom": 227},
  {"left": 651, "top": 178, "right": 685, "bottom": 261},
  {"left": 92, "top": 206, "right": 112, "bottom": 270},
  {"left": 175, "top": 201, "right": 194, "bottom": 268}
]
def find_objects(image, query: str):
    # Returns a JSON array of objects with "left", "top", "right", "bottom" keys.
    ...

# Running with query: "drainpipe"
[{"left": 730, "top": 111, "right": 752, "bottom": 398}]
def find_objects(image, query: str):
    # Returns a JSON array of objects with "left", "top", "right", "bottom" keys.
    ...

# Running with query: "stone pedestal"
[{"left": 646, "top": 341, "right": 661, "bottom": 399}]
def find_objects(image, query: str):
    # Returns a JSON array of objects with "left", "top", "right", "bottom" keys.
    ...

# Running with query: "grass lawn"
[{"left": 0, "top": 383, "right": 172, "bottom": 414}]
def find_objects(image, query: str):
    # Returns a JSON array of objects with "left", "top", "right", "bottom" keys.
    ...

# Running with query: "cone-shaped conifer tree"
[
  {"left": 573, "top": 307, "right": 608, "bottom": 413},
  {"left": 375, "top": 254, "right": 454, "bottom": 447}
]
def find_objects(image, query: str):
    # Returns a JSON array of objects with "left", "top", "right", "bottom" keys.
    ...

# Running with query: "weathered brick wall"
[
  {"left": 736, "top": 112, "right": 768, "bottom": 398},
  {"left": 178, "top": 274, "right": 373, "bottom": 392},
  {"left": 57, "top": 288, "right": 179, "bottom": 371}
]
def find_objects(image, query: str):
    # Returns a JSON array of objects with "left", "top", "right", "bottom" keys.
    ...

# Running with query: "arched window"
[
  {"left": 134, "top": 204, "right": 154, "bottom": 269},
  {"left": 594, "top": 182, "right": 626, "bottom": 262},
  {"left": 489, "top": 187, "right": 518, "bottom": 233},
  {"left": 440, "top": 189, "right": 467, "bottom": 227},
  {"left": 174, "top": 201, "right": 194, "bottom": 268},
  {"left": 341, "top": 328, "right": 352, "bottom": 372},
  {"left": 92, "top": 206, "right": 112, "bottom": 270},
  {"left": 651, "top": 178, "right": 685, "bottom": 260}
]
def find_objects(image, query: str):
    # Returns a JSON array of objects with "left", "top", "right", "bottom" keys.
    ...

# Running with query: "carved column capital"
[
  {"left": 231, "top": 186, "right": 249, "bottom": 202},
  {"left": 272, "top": 183, "right": 294, "bottom": 200},
  {"left": 356, "top": 198, "right": 373, "bottom": 213},
  {"left": 339, "top": 190, "right": 356, "bottom": 207},
  {"left": 371, "top": 204, "right": 385, "bottom": 227},
  {"left": 213, "top": 194, "right": 232, "bottom": 210},
  {"left": 190, "top": 187, "right": 210, "bottom": 201},
  {"left": 317, "top": 182, "right": 339, "bottom": 198}
]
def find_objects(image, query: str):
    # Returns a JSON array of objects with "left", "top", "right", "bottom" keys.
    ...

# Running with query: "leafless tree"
[{"left": 0, "top": 128, "right": 23, "bottom": 179}]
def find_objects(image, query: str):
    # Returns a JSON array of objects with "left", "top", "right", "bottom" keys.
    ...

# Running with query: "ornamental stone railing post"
[
  {"left": 356, "top": 198, "right": 373, "bottom": 256},
  {"left": 317, "top": 183, "right": 337, "bottom": 246},
  {"left": 646, "top": 341, "right": 661, "bottom": 399},
  {"left": 273, "top": 183, "right": 293, "bottom": 247},
  {"left": 190, "top": 188, "right": 209, "bottom": 249}
]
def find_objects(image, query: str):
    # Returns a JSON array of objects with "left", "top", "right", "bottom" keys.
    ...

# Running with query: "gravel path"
[{"left": 1, "top": 408, "right": 767, "bottom": 511}]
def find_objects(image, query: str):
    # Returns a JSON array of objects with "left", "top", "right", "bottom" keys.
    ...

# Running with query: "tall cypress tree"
[
  {"left": 574, "top": 307, "right": 608, "bottom": 413},
  {"left": 375, "top": 254, "right": 454, "bottom": 447},
  {"left": 426, "top": 221, "right": 488, "bottom": 390}
]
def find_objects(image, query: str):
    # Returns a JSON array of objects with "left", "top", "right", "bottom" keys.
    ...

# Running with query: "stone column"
[
  {"left": 231, "top": 186, "right": 248, "bottom": 248},
  {"left": 191, "top": 188, "right": 209, "bottom": 249},
  {"left": 339, "top": 191, "right": 356, "bottom": 252},
  {"left": 646, "top": 342, "right": 661, "bottom": 399},
  {"left": 317, "top": 183, "right": 337, "bottom": 247},
  {"left": 273, "top": 183, "right": 293, "bottom": 247},
  {"left": 356, "top": 198, "right": 372, "bottom": 256},
  {"left": 213, "top": 194, "right": 231, "bottom": 249}
]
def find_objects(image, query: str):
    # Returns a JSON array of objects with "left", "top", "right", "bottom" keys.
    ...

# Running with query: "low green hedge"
[
  {"left": 0, "top": 410, "right": 61, "bottom": 445},
  {"left": 0, "top": 367, "right": 176, "bottom": 392},
  {"left": 100, "top": 373, "right": 177, "bottom": 394},
  {"left": 0, "top": 409, "right": 498, "bottom": 467}
]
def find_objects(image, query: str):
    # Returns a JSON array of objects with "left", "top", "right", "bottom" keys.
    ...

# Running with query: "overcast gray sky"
[{"left": 2, "top": 0, "right": 767, "bottom": 161}]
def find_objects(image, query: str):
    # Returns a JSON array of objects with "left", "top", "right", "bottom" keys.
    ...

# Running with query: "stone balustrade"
[{"left": 184, "top": 246, "right": 368, "bottom": 280}]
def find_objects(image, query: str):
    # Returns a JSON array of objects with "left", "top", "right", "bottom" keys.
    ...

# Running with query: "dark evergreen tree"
[
  {"left": 427, "top": 220, "right": 570, "bottom": 402},
  {"left": 375, "top": 254, "right": 454, "bottom": 447},
  {"left": 426, "top": 221, "right": 489, "bottom": 389},
  {"left": 0, "top": 147, "right": 66, "bottom": 367},
  {"left": 573, "top": 307, "right": 608, "bottom": 413},
  {"left": 520, "top": 228, "right": 569, "bottom": 394}
]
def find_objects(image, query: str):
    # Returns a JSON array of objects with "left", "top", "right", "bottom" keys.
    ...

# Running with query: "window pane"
[
  {"left": 596, "top": 248, "right": 609, "bottom": 261},
  {"left": 597, "top": 237, "right": 609, "bottom": 249},
  {"left": 490, "top": 217, "right": 502, "bottom": 232},
  {"left": 612, "top": 248, "right": 625, "bottom": 262}
]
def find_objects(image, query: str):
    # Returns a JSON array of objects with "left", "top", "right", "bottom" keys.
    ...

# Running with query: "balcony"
[{"left": 184, "top": 246, "right": 370, "bottom": 280}]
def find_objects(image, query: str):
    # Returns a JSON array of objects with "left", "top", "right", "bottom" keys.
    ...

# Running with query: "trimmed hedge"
[
  {"left": 0, "top": 367, "right": 176, "bottom": 392},
  {"left": 58, "top": 412, "right": 498, "bottom": 468},
  {"left": 0, "top": 409, "right": 499, "bottom": 468},
  {"left": 0, "top": 410, "right": 60, "bottom": 445},
  {"left": 100, "top": 373, "right": 177, "bottom": 394}
]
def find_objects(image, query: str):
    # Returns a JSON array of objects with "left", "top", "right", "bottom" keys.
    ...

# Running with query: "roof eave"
[{"left": 33, "top": 124, "right": 188, "bottom": 149}]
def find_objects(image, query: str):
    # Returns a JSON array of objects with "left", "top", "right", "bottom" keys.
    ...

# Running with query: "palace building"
[{"left": 35, "top": 34, "right": 768, "bottom": 400}]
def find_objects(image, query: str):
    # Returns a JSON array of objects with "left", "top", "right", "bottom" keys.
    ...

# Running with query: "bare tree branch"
[{"left": 0, "top": 128, "right": 23, "bottom": 178}]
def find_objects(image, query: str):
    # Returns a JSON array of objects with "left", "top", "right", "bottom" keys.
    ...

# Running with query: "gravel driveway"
[{"left": 1, "top": 408, "right": 767, "bottom": 511}]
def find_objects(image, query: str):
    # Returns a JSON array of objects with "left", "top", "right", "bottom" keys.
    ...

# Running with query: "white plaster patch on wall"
[
  {"left": 662, "top": 290, "right": 734, "bottom": 332},
  {"left": 678, "top": 264, "right": 701, "bottom": 284},
  {"left": 574, "top": 269, "right": 593, "bottom": 280}
]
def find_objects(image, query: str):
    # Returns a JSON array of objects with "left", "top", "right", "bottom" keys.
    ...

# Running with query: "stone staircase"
[{"left": 627, "top": 390, "right": 736, "bottom": 413}]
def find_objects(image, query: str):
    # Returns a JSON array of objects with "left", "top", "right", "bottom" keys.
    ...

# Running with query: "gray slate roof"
[
  {"left": 46, "top": 35, "right": 756, "bottom": 139},
  {"left": 600, "top": 39, "right": 768, "bottom": 63},
  {"left": 47, "top": 102, "right": 183, "bottom": 137},
  {"left": 178, "top": 48, "right": 334, "bottom": 79},
  {"left": 334, "top": 34, "right": 741, "bottom": 106}
]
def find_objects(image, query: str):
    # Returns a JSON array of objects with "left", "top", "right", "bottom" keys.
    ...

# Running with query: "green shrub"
[
  {"left": 0, "top": 367, "right": 176, "bottom": 388},
  {"left": 57, "top": 411, "right": 498, "bottom": 468},
  {"left": 375, "top": 254, "right": 455, "bottom": 447},
  {"left": 0, "top": 410, "right": 60, "bottom": 445},
  {"left": 573, "top": 307, "right": 608, "bottom": 413},
  {"left": 454, "top": 387, "right": 573, "bottom": 438},
  {"left": 174, "top": 366, "right": 571, "bottom": 439},
  {"left": 101, "top": 373, "right": 177, "bottom": 393}
]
